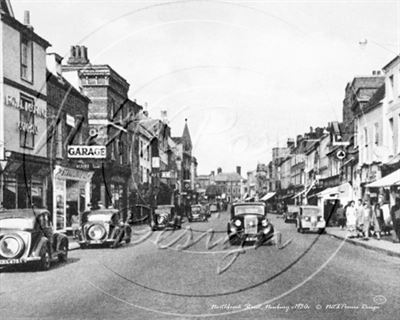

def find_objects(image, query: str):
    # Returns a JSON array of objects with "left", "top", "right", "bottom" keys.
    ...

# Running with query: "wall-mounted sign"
[
  {"left": 336, "top": 150, "right": 346, "bottom": 160},
  {"left": 66, "top": 114, "right": 75, "bottom": 127},
  {"left": 54, "top": 165, "right": 94, "bottom": 181},
  {"left": 67, "top": 145, "right": 106, "bottom": 158},
  {"left": 152, "top": 157, "right": 160, "bottom": 168},
  {"left": 17, "top": 121, "right": 38, "bottom": 134},
  {"left": 4, "top": 96, "right": 47, "bottom": 118}
]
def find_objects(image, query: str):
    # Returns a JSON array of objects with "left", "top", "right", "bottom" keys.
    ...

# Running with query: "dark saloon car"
[
  {"left": 227, "top": 202, "right": 274, "bottom": 245},
  {"left": 0, "top": 209, "right": 68, "bottom": 271},
  {"left": 188, "top": 204, "right": 208, "bottom": 222},
  {"left": 77, "top": 209, "right": 132, "bottom": 248},
  {"left": 150, "top": 205, "right": 182, "bottom": 231}
]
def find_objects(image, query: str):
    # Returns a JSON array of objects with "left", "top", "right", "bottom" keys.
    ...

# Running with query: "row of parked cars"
[{"left": 0, "top": 202, "right": 222, "bottom": 271}]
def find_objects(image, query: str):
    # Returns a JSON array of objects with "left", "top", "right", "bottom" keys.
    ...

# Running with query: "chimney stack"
[
  {"left": 23, "top": 10, "right": 33, "bottom": 30},
  {"left": 211, "top": 171, "right": 215, "bottom": 176},
  {"left": 67, "top": 45, "right": 89, "bottom": 65},
  {"left": 217, "top": 167, "right": 222, "bottom": 174},
  {"left": 236, "top": 166, "right": 241, "bottom": 176}
]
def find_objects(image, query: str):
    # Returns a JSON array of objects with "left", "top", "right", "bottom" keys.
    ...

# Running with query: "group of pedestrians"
[{"left": 340, "top": 197, "right": 400, "bottom": 243}]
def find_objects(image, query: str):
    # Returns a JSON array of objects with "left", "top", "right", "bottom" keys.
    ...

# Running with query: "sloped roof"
[
  {"left": 363, "top": 84, "right": 385, "bottom": 113},
  {"left": 182, "top": 119, "right": 192, "bottom": 150},
  {"left": 0, "top": 0, "right": 13, "bottom": 16},
  {"left": 215, "top": 172, "right": 244, "bottom": 182}
]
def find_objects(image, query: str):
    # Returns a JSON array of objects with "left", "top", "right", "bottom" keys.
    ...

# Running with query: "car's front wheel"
[
  {"left": 58, "top": 239, "right": 68, "bottom": 262},
  {"left": 38, "top": 246, "right": 51, "bottom": 271},
  {"left": 297, "top": 222, "right": 303, "bottom": 233}
]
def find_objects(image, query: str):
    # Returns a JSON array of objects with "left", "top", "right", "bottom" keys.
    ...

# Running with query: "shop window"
[
  {"left": 3, "top": 175, "right": 17, "bottom": 209},
  {"left": 20, "top": 36, "right": 33, "bottom": 83},
  {"left": 19, "top": 96, "right": 35, "bottom": 149}
]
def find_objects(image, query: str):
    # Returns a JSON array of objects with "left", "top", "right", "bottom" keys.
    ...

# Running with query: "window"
[
  {"left": 19, "top": 96, "right": 35, "bottom": 149},
  {"left": 20, "top": 36, "right": 33, "bottom": 82},
  {"left": 389, "top": 118, "right": 395, "bottom": 154},
  {"left": 56, "top": 121, "right": 63, "bottom": 158},
  {"left": 139, "top": 165, "right": 143, "bottom": 182},
  {"left": 388, "top": 75, "right": 394, "bottom": 101},
  {"left": 140, "top": 141, "right": 143, "bottom": 158},
  {"left": 363, "top": 127, "right": 368, "bottom": 163},
  {"left": 374, "top": 122, "right": 379, "bottom": 145}
]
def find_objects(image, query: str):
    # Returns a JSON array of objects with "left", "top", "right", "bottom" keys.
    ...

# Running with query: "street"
[{"left": 1, "top": 211, "right": 399, "bottom": 320}]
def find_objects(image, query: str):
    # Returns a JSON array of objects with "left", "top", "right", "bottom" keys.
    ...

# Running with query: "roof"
[
  {"left": 214, "top": 172, "right": 244, "bottom": 182},
  {"left": 233, "top": 202, "right": 265, "bottom": 206},
  {"left": 47, "top": 70, "right": 91, "bottom": 103},
  {"left": 172, "top": 137, "right": 182, "bottom": 144},
  {"left": 382, "top": 55, "right": 400, "bottom": 71},
  {"left": 0, "top": 0, "right": 13, "bottom": 17},
  {"left": 363, "top": 84, "right": 385, "bottom": 113},
  {"left": 0, "top": 208, "right": 49, "bottom": 220}
]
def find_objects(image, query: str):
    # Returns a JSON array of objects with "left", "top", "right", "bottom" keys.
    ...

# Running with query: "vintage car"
[
  {"left": 296, "top": 205, "right": 326, "bottom": 233},
  {"left": 150, "top": 205, "right": 182, "bottom": 231},
  {"left": 0, "top": 209, "right": 68, "bottom": 271},
  {"left": 188, "top": 204, "right": 208, "bottom": 222},
  {"left": 77, "top": 209, "right": 132, "bottom": 248},
  {"left": 227, "top": 202, "right": 274, "bottom": 245},
  {"left": 283, "top": 205, "right": 299, "bottom": 223},
  {"left": 209, "top": 203, "right": 218, "bottom": 214}
]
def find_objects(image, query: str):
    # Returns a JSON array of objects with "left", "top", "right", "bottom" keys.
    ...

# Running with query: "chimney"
[
  {"left": 23, "top": 10, "right": 33, "bottom": 30},
  {"left": 287, "top": 138, "right": 295, "bottom": 149},
  {"left": 217, "top": 167, "right": 222, "bottom": 174},
  {"left": 161, "top": 110, "right": 168, "bottom": 124},
  {"left": 236, "top": 166, "right": 241, "bottom": 176},
  {"left": 67, "top": 45, "right": 90, "bottom": 65},
  {"left": 211, "top": 171, "right": 215, "bottom": 176},
  {"left": 46, "top": 53, "right": 63, "bottom": 77}
]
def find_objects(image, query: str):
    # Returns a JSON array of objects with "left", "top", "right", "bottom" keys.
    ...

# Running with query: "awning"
[
  {"left": 317, "top": 182, "right": 353, "bottom": 198},
  {"left": 260, "top": 192, "right": 276, "bottom": 201},
  {"left": 292, "top": 189, "right": 306, "bottom": 199},
  {"left": 366, "top": 169, "right": 400, "bottom": 188}
]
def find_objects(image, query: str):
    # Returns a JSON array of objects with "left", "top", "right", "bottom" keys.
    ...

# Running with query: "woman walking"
[{"left": 345, "top": 201, "right": 357, "bottom": 238}]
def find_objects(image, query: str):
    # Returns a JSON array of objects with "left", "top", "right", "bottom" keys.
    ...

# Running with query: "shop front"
[{"left": 53, "top": 165, "right": 93, "bottom": 232}]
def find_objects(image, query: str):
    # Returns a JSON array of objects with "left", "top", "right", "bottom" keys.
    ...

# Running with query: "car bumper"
[
  {"left": 0, "top": 256, "right": 41, "bottom": 265},
  {"left": 301, "top": 221, "right": 325, "bottom": 230},
  {"left": 78, "top": 239, "right": 115, "bottom": 245}
]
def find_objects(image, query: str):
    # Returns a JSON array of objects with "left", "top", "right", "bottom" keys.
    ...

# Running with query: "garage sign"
[{"left": 67, "top": 145, "right": 106, "bottom": 158}]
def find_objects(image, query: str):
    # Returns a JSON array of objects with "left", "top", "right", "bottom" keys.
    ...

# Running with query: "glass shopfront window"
[{"left": 2, "top": 173, "right": 44, "bottom": 209}]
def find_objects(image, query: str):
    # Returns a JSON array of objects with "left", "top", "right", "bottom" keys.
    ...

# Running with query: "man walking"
[{"left": 390, "top": 197, "right": 400, "bottom": 243}]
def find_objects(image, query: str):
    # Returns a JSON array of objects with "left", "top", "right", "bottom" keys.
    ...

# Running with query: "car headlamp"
[
  {"left": 262, "top": 219, "right": 268, "bottom": 227},
  {"left": 0, "top": 235, "right": 24, "bottom": 259},
  {"left": 234, "top": 220, "right": 241, "bottom": 227},
  {"left": 88, "top": 224, "right": 106, "bottom": 240}
]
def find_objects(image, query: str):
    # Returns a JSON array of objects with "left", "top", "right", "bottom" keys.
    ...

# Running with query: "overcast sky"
[{"left": 11, "top": 0, "right": 400, "bottom": 175}]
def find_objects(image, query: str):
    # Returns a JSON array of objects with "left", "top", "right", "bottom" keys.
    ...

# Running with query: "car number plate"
[
  {"left": 246, "top": 236, "right": 257, "bottom": 241},
  {"left": 0, "top": 259, "right": 22, "bottom": 265}
]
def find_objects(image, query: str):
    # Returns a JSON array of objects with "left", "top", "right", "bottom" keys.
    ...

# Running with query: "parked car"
[
  {"left": 150, "top": 205, "right": 182, "bottom": 231},
  {"left": 0, "top": 209, "right": 68, "bottom": 271},
  {"left": 227, "top": 202, "right": 274, "bottom": 245},
  {"left": 77, "top": 209, "right": 131, "bottom": 248},
  {"left": 283, "top": 205, "right": 299, "bottom": 223},
  {"left": 188, "top": 204, "right": 208, "bottom": 222},
  {"left": 296, "top": 205, "right": 326, "bottom": 233}
]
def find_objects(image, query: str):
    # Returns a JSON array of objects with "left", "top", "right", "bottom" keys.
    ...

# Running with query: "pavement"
[{"left": 325, "top": 227, "right": 400, "bottom": 258}]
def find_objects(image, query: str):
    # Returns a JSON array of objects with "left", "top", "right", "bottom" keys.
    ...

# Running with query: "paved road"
[{"left": 1, "top": 211, "right": 399, "bottom": 320}]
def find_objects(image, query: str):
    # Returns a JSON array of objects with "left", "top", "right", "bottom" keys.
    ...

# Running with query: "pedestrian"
[
  {"left": 345, "top": 201, "right": 357, "bottom": 237},
  {"left": 372, "top": 203, "right": 383, "bottom": 240},
  {"left": 336, "top": 203, "right": 346, "bottom": 229},
  {"left": 355, "top": 199, "right": 364, "bottom": 237},
  {"left": 361, "top": 201, "right": 373, "bottom": 240},
  {"left": 390, "top": 197, "right": 400, "bottom": 243}
]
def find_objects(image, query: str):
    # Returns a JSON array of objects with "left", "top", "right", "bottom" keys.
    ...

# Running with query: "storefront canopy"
[
  {"left": 260, "top": 192, "right": 276, "bottom": 201},
  {"left": 292, "top": 189, "right": 306, "bottom": 199},
  {"left": 366, "top": 169, "right": 400, "bottom": 188},
  {"left": 317, "top": 182, "right": 353, "bottom": 199}
]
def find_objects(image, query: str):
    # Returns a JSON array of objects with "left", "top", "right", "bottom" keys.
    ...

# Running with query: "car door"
[{"left": 39, "top": 212, "right": 55, "bottom": 253}]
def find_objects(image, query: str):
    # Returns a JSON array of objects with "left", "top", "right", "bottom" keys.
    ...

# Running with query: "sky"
[{"left": 10, "top": 0, "right": 400, "bottom": 175}]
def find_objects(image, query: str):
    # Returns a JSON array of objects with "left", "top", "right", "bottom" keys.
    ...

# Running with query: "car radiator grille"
[{"left": 244, "top": 215, "right": 258, "bottom": 234}]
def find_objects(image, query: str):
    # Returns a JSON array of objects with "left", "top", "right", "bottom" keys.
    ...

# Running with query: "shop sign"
[
  {"left": 161, "top": 171, "right": 176, "bottom": 179},
  {"left": 18, "top": 121, "right": 38, "bottom": 134},
  {"left": 4, "top": 95, "right": 47, "bottom": 118},
  {"left": 152, "top": 157, "right": 160, "bottom": 168},
  {"left": 67, "top": 145, "right": 106, "bottom": 158},
  {"left": 54, "top": 165, "right": 94, "bottom": 181},
  {"left": 66, "top": 114, "right": 75, "bottom": 127}
]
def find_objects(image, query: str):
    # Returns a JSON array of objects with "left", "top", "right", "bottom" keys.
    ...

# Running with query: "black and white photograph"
[{"left": 0, "top": 0, "right": 399, "bottom": 319}]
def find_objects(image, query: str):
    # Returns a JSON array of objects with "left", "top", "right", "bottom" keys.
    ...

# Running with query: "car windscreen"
[
  {"left": 87, "top": 214, "right": 112, "bottom": 222},
  {"left": 302, "top": 208, "right": 321, "bottom": 215},
  {"left": 234, "top": 205, "right": 264, "bottom": 216},
  {"left": 191, "top": 206, "right": 201, "bottom": 212},
  {"left": 0, "top": 218, "right": 34, "bottom": 230}
]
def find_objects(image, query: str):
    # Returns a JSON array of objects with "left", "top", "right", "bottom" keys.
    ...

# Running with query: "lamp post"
[{"left": 176, "top": 157, "right": 182, "bottom": 206}]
